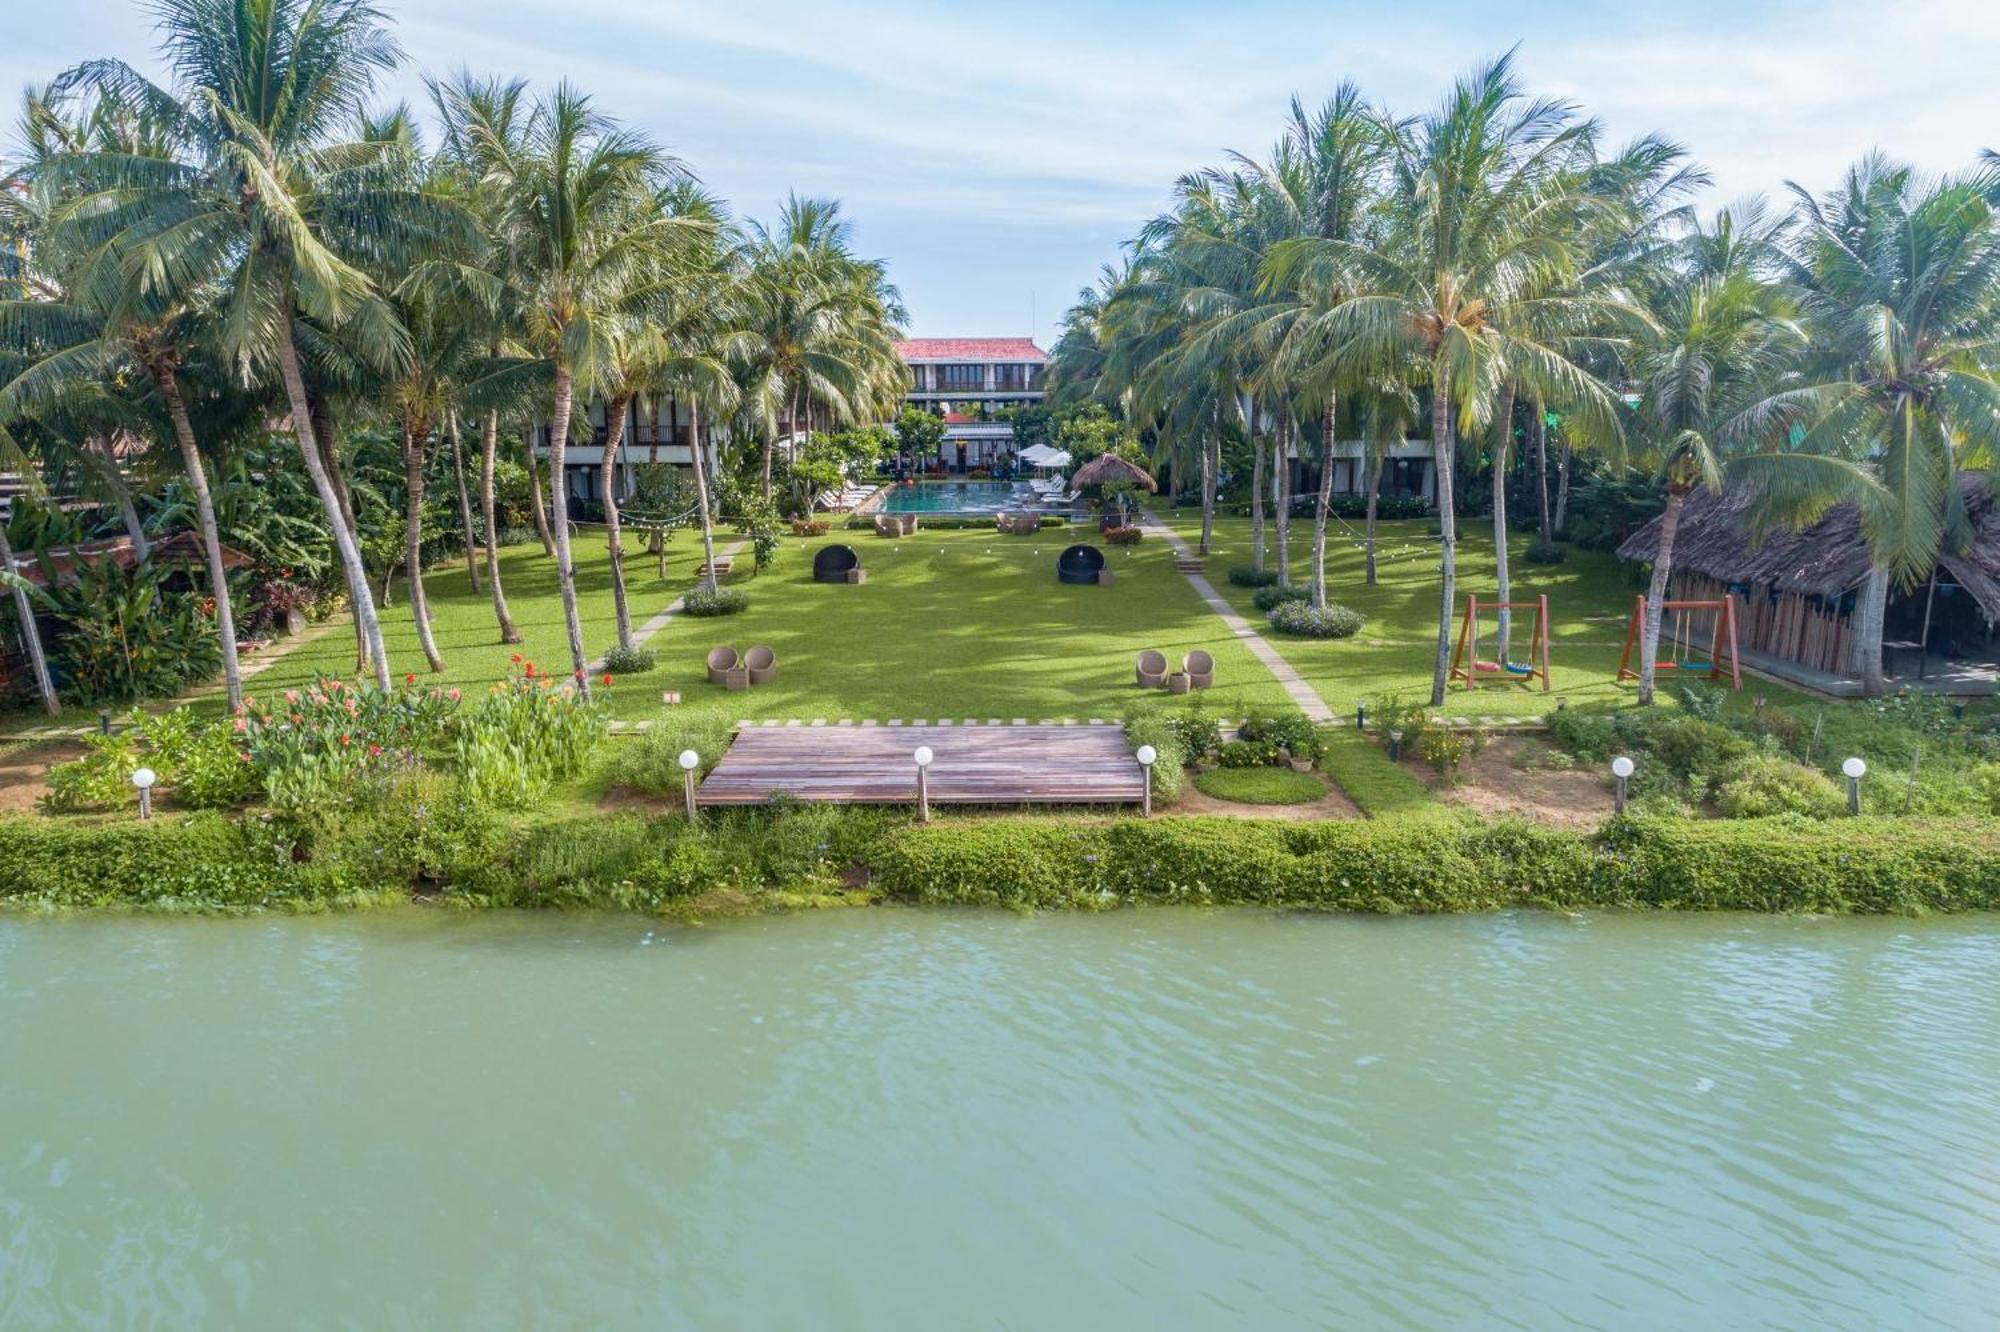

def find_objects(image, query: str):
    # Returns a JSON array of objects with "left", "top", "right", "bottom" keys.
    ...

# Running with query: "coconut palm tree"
[
  {"left": 1735, "top": 157, "right": 2000, "bottom": 695},
  {"left": 1267, "top": 55, "right": 1628, "bottom": 704},
  {"left": 46, "top": 0, "right": 470, "bottom": 691}
]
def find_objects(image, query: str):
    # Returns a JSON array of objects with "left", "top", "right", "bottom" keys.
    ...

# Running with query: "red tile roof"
[
  {"left": 895, "top": 338, "right": 1046, "bottom": 362},
  {"left": 942, "top": 411, "right": 975, "bottom": 424}
]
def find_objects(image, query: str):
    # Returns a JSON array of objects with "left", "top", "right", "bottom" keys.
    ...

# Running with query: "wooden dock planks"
[{"left": 696, "top": 724, "right": 1146, "bottom": 806}]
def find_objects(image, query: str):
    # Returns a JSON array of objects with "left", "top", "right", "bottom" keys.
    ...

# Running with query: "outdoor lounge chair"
[
  {"left": 1136, "top": 650, "right": 1168, "bottom": 689},
  {"left": 706, "top": 646, "right": 740, "bottom": 685},
  {"left": 813, "top": 544, "right": 861, "bottom": 583},
  {"left": 1057, "top": 544, "right": 1107, "bottom": 586},
  {"left": 745, "top": 645, "right": 778, "bottom": 686},
  {"left": 1184, "top": 650, "right": 1215, "bottom": 690}
]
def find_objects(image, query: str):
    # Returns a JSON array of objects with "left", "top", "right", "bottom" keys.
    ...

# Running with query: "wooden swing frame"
[
  {"left": 1616, "top": 593, "right": 1743, "bottom": 690},
  {"left": 1448, "top": 594, "right": 1553, "bottom": 691}
]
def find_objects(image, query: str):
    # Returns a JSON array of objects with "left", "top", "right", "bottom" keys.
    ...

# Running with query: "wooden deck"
[{"left": 695, "top": 724, "right": 1147, "bottom": 807}]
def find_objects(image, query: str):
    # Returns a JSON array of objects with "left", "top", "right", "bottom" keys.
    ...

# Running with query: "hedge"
[{"left": 3, "top": 809, "right": 1996, "bottom": 916}]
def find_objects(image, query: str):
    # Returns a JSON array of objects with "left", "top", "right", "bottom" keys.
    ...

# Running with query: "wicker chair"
[
  {"left": 1135, "top": 649, "right": 1169, "bottom": 689},
  {"left": 813, "top": 545, "right": 860, "bottom": 583},
  {"left": 706, "top": 646, "right": 740, "bottom": 685},
  {"left": 1057, "top": 544, "right": 1106, "bottom": 585},
  {"left": 745, "top": 645, "right": 778, "bottom": 686},
  {"left": 1183, "top": 650, "right": 1215, "bottom": 690}
]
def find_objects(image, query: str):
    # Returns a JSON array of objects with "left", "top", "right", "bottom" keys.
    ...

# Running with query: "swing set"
[
  {"left": 1616, "top": 593, "right": 1743, "bottom": 689},
  {"left": 1448, "top": 595, "right": 1553, "bottom": 691}
]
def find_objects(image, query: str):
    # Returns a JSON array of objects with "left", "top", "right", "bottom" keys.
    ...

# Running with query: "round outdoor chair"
[
  {"left": 813, "top": 544, "right": 860, "bottom": 584},
  {"left": 706, "top": 646, "right": 740, "bottom": 685},
  {"left": 745, "top": 645, "right": 778, "bottom": 686},
  {"left": 1183, "top": 650, "right": 1215, "bottom": 691},
  {"left": 1136, "top": 649, "right": 1169, "bottom": 689},
  {"left": 1057, "top": 544, "right": 1107, "bottom": 586}
]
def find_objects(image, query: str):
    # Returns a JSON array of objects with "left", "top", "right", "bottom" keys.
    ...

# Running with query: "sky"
[{"left": 9, "top": 0, "right": 2000, "bottom": 346}]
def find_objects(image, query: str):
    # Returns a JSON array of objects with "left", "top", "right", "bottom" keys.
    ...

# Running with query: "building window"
[
  {"left": 994, "top": 364, "right": 1031, "bottom": 391},
  {"left": 937, "top": 364, "right": 985, "bottom": 392}
]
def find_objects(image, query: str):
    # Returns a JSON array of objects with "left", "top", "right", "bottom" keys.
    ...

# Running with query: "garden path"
[{"left": 590, "top": 536, "right": 751, "bottom": 672}]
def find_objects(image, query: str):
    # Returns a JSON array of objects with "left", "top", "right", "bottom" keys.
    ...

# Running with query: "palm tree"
[
  {"left": 1268, "top": 55, "right": 1627, "bottom": 704},
  {"left": 49, "top": 0, "right": 463, "bottom": 692},
  {"left": 1737, "top": 157, "right": 2000, "bottom": 695},
  {"left": 1627, "top": 205, "right": 1803, "bottom": 704},
  {"left": 480, "top": 83, "right": 685, "bottom": 693}
]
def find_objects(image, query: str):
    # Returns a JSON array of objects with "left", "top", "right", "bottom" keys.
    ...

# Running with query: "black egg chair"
[
  {"left": 813, "top": 545, "right": 861, "bottom": 584},
  {"left": 1057, "top": 544, "right": 1107, "bottom": 586}
]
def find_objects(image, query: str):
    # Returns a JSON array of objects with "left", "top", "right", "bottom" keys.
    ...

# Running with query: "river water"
[{"left": 1, "top": 909, "right": 1996, "bottom": 1329}]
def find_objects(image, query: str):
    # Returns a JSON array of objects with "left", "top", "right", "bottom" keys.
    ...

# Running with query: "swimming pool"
[{"left": 877, "top": 480, "right": 1040, "bottom": 514}]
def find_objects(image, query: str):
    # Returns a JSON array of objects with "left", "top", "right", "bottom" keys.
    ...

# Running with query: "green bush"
[
  {"left": 600, "top": 644, "right": 658, "bottom": 675},
  {"left": 1165, "top": 710, "right": 1222, "bottom": 764},
  {"left": 1253, "top": 582, "right": 1310, "bottom": 612},
  {"left": 597, "top": 714, "right": 737, "bottom": 794},
  {"left": 453, "top": 668, "right": 608, "bottom": 808},
  {"left": 683, "top": 586, "right": 750, "bottom": 617},
  {"left": 1228, "top": 565, "right": 1281, "bottom": 587},
  {"left": 1524, "top": 539, "right": 1567, "bottom": 565},
  {"left": 1239, "top": 709, "right": 1322, "bottom": 763},
  {"left": 41, "top": 708, "right": 260, "bottom": 813},
  {"left": 1122, "top": 712, "right": 1187, "bottom": 804},
  {"left": 1715, "top": 755, "right": 1845, "bottom": 819},
  {"left": 1267, "top": 601, "right": 1365, "bottom": 638},
  {"left": 1216, "top": 738, "right": 1279, "bottom": 768}
]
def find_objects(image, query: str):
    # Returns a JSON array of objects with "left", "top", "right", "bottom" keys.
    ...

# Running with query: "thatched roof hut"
[
  {"left": 1070, "top": 454, "right": 1158, "bottom": 493},
  {"left": 1618, "top": 476, "right": 2000, "bottom": 685}
]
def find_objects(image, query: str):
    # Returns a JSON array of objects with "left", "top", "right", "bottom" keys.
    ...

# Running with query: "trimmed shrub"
[
  {"left": 1103, "top": 526, "right": 1143, "bottom": 545},
  {"left": 1166, "top": 711, "right": 1222, "bottom": 764},
  {"left": 1238, "top": 709, "right": 1322, "bottom": 763},
  {"left": 1525, "top": 539, "right": 1568, "bottom": 565},
  {"left": 1267, "top": 601, "right": 1365, "bottom": 638},
  {"left": 1193, "top": 767, "right": 1325, "bottom": 805},
  {"left": 1122, "top": 712, "right": 1187, "bottom": 804},
  {"left": 1228, "top": 565, "right": 1281, "bottom": 588},
  {"left": 1253, "top": 582, "right": 1310, "bottom": 612},
  {"left": 683, "top": 586, "right": 750, "bottom": 617},
  {"left": 600, "top": 645, "right": 657, "bottom": 675},
  {"left": 790, "top": 519, "right": 831, "bottom": 536},
  {"left": 1217, "top": 738, "right": 1279, "bottom": 768}
]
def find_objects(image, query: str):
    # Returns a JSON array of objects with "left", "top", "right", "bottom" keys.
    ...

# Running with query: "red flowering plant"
[
  {"left": 238, "top": 675, "right": 462, "bottom": 810},
  {"left": 453, "top": 663, "right": 609, "bottom": 807}
]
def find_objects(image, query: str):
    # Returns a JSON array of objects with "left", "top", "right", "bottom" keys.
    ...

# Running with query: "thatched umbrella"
[{"left": 1071, "top": 454, "right": 1158, "bottom": 493}]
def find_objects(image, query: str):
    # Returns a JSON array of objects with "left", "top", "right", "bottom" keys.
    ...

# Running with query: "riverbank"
[{"left": 4, "top": 805, "right": 1997, "bottom": 916}]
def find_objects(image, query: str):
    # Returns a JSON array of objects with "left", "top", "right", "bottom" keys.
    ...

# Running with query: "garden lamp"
[
  {"left": 132, "top": 767, "right": 157, "bottom": 821},
  {"left": 1135, "top": 744, "right": 1158, "bottom": 817},
  {"left": 914, "top": 746, "right": 935, "bottom": 823},
  {"left": 1611, "top": 755, "right": 1635, "bottom": 814},
  {"left": 1388, "top": 730, "right": 1404, "bottom": 763},
  {"left": 1842, "top": 756, "right": 1866, "bottom": 815},
  {"left": 679, "top": 750, "right": 701, "bottom": 821}
]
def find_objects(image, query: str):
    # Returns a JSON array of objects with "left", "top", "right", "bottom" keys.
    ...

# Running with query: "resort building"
[
  {"left": 531, "top": 398, "right": 706, "bottom": 512},
  {"left": 896, "top": 338, "right": 1048, "bottom": 472},
  {"left": 1618, "top": 477, "right": 2000, "bottom": 696}
]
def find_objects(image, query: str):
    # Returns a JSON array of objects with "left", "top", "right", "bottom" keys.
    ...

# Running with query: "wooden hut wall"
[{"left": 1671, "top": 572, "right": 1855, "bottom": 676}]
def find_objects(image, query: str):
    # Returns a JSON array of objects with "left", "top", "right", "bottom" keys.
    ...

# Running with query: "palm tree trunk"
[
  {"left": 1312, "top": 404, "right": 1335, "bottom": 609},
  {"left": 312, "top": 397, "right": 370, "bottom": 676},
  {"left": 1198, "top": 403, "right": 1219, "bottom": 557},
  {"left": 1491, "top": 386, "right": 1515, "bottom": 657},
  {"left": 549, "top": 364, "right": 591, "bottom": 698},
  {"left": 602, "top": 391, "right": 636, "bottom": 652},
  {"left": 1364, "top": 448, "right": 1382, "bottom": 586},
  {"left": 1429, "top": 373, "right": 1458, "bottom": 707},
  {"left": 480, "top": 411, "right": 522, "bottom": 644},
  {"left": 277, "top": 328, "right": 390, "bottom": 691},
  {"left": 524, "top": 422, "right": 555, "bottom": 557},
  {"left": 0, "top": 520, "right": 58, "bottom": 715},
  {"left": 1853, "top": 564, "right": 1891, "bottom": 696},
  {"left": 97, "top": 436, "right": 149, "bottom": 562},
  {"left": 155, "top": 368, "right": 243, "bottom": 711},
  {"left": 446, "top": 410, "right": 482, "bottom": 595},
  {"left": 1637, "top": 488, "right": 1687, "bottom": 706},
  {"left": 1531, "top": 404, "right": 1552, "bottom": 545},
  {"left": 1249, "top": 401, "right": 1266, "bottom": 573},
  {"left": 690, "top": 403, "right": 721, "bottom": 594},
  {"left": 402, "top": 425, "right": 444, "bottom": 673},
  {"left": 1554, "top": 437, "right": 1572, "bottom": 536},
  {"left": 1275, "top": 407, "right": 1293, "bottom": 586}
]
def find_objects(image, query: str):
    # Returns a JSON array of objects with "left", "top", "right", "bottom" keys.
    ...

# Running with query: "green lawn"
[
  {"left": 226, "top": 524, "right": 1298, "bottom": 727},
  {"left": 1154, "top": 510, "right": 1816, "bottom": 720}
]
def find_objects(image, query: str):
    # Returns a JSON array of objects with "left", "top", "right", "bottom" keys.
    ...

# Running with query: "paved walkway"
[
  {"left": 590, "top": 537, "right": 750, "bottom": 672},
  {"left": 1142, "top": 517, "right": 1334, "bottom": 723}
]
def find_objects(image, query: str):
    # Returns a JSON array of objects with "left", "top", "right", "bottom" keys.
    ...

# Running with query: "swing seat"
[
  {"left": 1683, "top": 660, "right": 1714, "bottom": 673},
  {"left": 1502, "top": 661, "right": 1534, "bottom": 676},
  {"left": 1473, "top": 660, "right": 1502, "bottom": 673}
]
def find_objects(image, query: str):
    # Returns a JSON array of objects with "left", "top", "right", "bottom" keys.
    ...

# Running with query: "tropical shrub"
[
  {"left": 790, "top": 519, "right": 831, "bottom": 536},
  {"left": 1216, "top": 737, "right": 1280, "bottom": 768},
  {"left": 1122, "top": 711, "right": 1187, "bottom": 803},
  {"left": 453, "top": 667, "right": 608, "bottom": 808},
  {"left": 600, "top": 644, "right": 657, "bottom": 675},
  {"left": 597, "top": 714, "right": 737, "bottom": 794},
  {"left": 241, "top": 676, "right": 461, "bottom": 811},
  {"left": 1228, "top": 565, "right": 1280, "bottom": 587},
  {"left": 1238, "top": 709, "right": 1322, "bottom": 763},
  {"left": 1715, "top": 755, "right": 1845, "bottom": 819},
  {"left": 1165, "top": 710, "right": 1222, "bottom": 763},
  {"left": 1267, "top": 601, "right": 1365, "bottom": 638},
  {"left": 41, "top": 707, "right": 260, "bottom": 812},
  {"left": 1253, "top": 582, "right": 1309, "bottom": 611},
  {"left": 40, "top": 557, "right": 221, "bottom": 703},
  {"left": 1103, "top": 526, "right": 1142, "bottom": 545},
  {"left": 1524, "top": 539, "right": 1567, "bottom": 565},
  {"left": 683, "top": 586, "right": 749, "bottom": 617}
]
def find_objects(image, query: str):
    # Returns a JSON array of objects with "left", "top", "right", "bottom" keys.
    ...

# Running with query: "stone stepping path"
[{"left": 589, "top": 537, "right": 751, "bottom": 673}]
